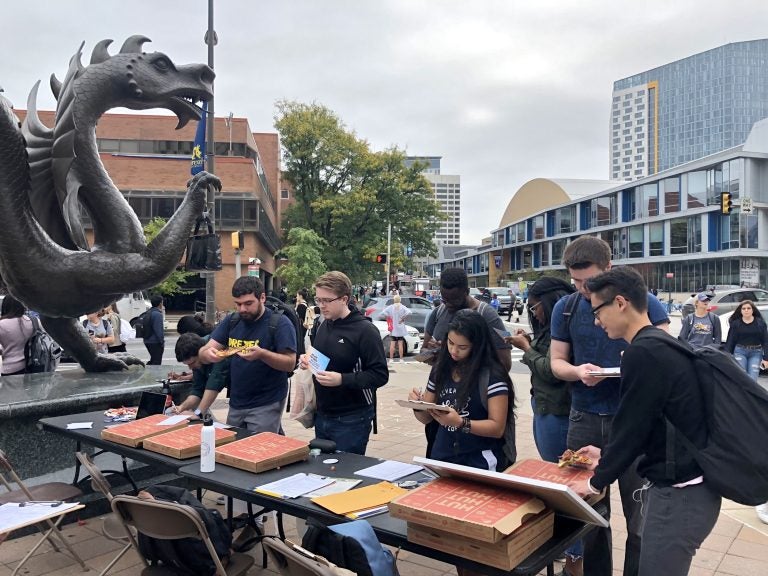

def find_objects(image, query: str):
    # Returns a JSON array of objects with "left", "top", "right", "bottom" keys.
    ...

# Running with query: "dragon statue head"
[{"left": 69, "top": 35, "right": 214, "bottom": 128}]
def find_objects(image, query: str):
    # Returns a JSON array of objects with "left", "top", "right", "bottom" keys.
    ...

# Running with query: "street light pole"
[
  {"left": 204, "top": 0, "right": 217, "bottom": 325},
  {"left": 385, "top": 222, "right": 391, "bottom": 294}
]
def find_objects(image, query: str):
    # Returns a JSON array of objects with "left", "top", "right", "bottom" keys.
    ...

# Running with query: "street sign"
[
  {"left": 665, "top": 272, "right": 674, "bottom": 279},
  {"left": 742, "top": 197, "right": 754, "bottom": 214}
]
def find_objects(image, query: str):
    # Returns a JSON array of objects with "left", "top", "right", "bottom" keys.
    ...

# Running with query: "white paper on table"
[
  {"left": 212, "top": 422, "right": 233, "bottom": 429},
  {"left": 0, "top": 502, "right": 81, "bottom": 533},
  {"left": 254, "top": 473, "right": 335, "bottom": 499},
  {"left": 66, "top": 422, "right": 93, "bottom": 430},
  {"left": 158, "top": 415, "right": 189, "bottom": 426},
  {"left": 307, "top": 349, "right": 330, "bottom": 375},
  {"left": 354, "top": 461, "right": 423, "bottom": 482},
  {"left": 304, "top": 477, "right": 363, "bottom": 498}
]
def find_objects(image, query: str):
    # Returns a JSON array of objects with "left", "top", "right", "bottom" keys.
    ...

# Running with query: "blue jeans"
[
  {"left": 568, "top": 409, "right": 643, "bottom": 576},
  {"left": 531, "top": 399, "right": 570, "bottom": 462},
  {"left": 315, "top": 404, "right": 375, "bottom": 455},
  {"left": 733, "top": 345, "right": 762, "bottom": 382}
]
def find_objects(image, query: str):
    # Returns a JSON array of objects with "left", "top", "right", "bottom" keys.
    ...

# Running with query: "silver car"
[
  {"left": 681, "top": 288, "right": 768, "bottom": 317},
  {"left": 363, "top": 296, "right": 434, "bottom": 334}
]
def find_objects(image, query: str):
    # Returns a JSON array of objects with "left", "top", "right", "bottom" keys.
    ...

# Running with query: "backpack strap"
[
  {"left": 562, "top": 291, "right": 582, "bottom": 334},
  {"left": 268, "top": 309, "right": 283, "bottom": 352},
  {"left": 477, "top": 368, "right": 491, "bottom": 410}
]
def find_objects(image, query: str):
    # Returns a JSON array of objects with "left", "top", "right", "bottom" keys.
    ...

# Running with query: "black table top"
[{"left": 179, "top": 452, "right": 605, "bottom": 576}]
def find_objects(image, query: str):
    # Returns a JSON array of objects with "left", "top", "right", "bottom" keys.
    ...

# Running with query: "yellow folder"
[{"left": 311, "top": 481, "right": 407, "bottom": 515}]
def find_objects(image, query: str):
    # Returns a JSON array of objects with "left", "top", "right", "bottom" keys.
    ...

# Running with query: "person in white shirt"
[{"left": 383, "top": 295, "right": 411, "bottom": 364}]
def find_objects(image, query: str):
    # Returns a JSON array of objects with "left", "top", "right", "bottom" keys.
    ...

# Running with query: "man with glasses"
[
  {"left": 421, "top": 267, "right": 512, "bottom": 457},
  {"left": 299, "top": 271, "right": 388, "bottom": 454},
  {"left": 549, "top": 236, "right": 668, "bottom": 576},
  {"left": 569, "top": 266, "right": 720, "bottom": 576}
]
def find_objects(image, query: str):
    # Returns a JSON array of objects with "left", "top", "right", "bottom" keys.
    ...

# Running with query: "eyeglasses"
[
  {"left": 591, "top": 298, "right": 616, "bottom": 319},
  {"left": 315, "top": 295, "right": 344, "bottom": 306},
  {"left": 527, "top": 302, "right": 541, "bottom": 313}
]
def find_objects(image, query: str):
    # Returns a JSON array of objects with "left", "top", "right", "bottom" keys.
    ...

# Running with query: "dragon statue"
[{"left": 0, "top": 35, "right": 220, "bottom": 372}]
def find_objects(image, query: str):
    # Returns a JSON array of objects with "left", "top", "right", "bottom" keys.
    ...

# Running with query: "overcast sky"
[{"left": 3, "top": 1, "right": 768, "bottom": 244}]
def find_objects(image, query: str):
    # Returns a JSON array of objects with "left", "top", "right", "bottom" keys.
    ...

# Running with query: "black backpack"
[
  {"left": 24, "top": 316, "right": 62, "bottom": 373},
  {"left": 636, "top": 330, "right": 768, "bottom": 505},
  {"left": 136, "top": 485, "right": 231, "bottom": 576},
  {"left": 132, "top": 309, "right": 153, "bottom": 339}
]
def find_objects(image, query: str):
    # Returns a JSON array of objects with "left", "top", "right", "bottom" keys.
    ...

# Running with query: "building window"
[
  {"left": 541, "top": 243, "right": 550, "bottom": 267},
  {"left": 741, "top": 213, "right": 758, "bottom": 249},
  {"left": 639, "top": 183, "right": 658, "bottom": 217},
  {"left": 663, "top": 177, "right": 680, "bottom": 214},
  {"left": 628, "top": 225, "right": 643, "bottom": 258},
  {"left": 721, "top": 214, "right": 739, "bottom": 250},
  {"left": 280, "top": 189, "right": 289, "bottom": 200},
  {"left": 649, "top": 222, "right": 663, "bottom": 256},
  {"left": 591, "top": 195, "right": 616, "bottom": 227},
  {"left": 533, "top": 215, "right": 545, "bottom": 240},
  {"left": 670, "top": 216, "right": 701, "bottom": 254},
  {"left": 551, "top": 239, "right": 566, "bottom": 265},
  {"left": 686, "top": 170, "right": 706, "bottom": 208}
]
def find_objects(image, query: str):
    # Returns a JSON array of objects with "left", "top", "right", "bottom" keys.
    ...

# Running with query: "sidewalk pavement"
[{"left": 3, "top": 363, "right": 767, "bottom": 575}]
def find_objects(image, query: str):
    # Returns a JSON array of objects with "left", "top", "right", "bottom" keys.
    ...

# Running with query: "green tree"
[
  {"left": 143, "top": 217, "right": 195, "bottom": 296},
  {"left": 275, "top": 100, "right": 443, "bottom": 282},
  {"left": 275, "top": 227, "right": 328, "bottom": 295}
]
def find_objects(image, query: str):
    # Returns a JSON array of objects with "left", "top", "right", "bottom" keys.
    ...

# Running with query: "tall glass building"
[{"left": 610, "top": 39, "right": 768, "bottom": 181}]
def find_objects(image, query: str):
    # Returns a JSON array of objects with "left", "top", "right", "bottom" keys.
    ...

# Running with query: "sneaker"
[{"left": 756, "top": 503, "right": 768, "bottom": 524}]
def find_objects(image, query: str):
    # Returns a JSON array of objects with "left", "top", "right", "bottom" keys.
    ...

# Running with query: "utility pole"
[
  {"left": 385, "top": 222, "right": 391, "bottom": 294},
  {"left": 204, "top": 0, "right": 217, "bottom": 325}
]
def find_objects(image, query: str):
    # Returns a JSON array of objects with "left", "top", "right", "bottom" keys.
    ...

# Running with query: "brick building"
[{"left": 15, "top": 110, "right": 284, "bottom": 312}]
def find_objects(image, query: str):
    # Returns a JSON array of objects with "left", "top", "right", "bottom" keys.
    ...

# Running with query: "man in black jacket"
[
  {"left": 570, "top": 267, "right": 721, "bottom": 576},
  {"left": 299, "top": 271, "right": 388, "bottom": 454}
]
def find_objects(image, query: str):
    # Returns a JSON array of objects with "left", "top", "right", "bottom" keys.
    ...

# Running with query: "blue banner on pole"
[{"left": 191, "top": 101, "right": 207, "bottom": 175}]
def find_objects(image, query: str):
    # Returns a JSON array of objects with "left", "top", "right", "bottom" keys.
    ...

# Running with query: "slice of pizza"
[
  {"left": 558, "top": 449, "right": 592, "bottom": 468},
  {"left": 215, "top": 347, "right": 248, "bottom": 358}
]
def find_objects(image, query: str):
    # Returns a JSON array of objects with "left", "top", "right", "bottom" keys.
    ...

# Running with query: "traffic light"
[
  {"left": 721, "top": 192, "right": 732, "bottom": 215},
  {"left": 375, "top": 253, "right": 387, "bottom": 264},
  {"left": 231, "top": 230, "right": 244, "bottom": 250}
]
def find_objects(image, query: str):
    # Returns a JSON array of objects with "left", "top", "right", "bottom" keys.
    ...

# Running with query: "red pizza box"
[
  {"left": 388, "top": 476, "right": 546, "bottom": 543},
  {"left": 142, "top": 425, "right": 237, "bottom": 459},
  {"left": 100, "top": 414, "right": 188, "bottom": 448},
  {"left": 407, "top": 509, "right": 554, "bottom": 570},
  {"left": 215, "top": 432, "right": 309, "bottom": 473},
  {"left": 506, "top": 458, "right": 595, "bottom": 486}
]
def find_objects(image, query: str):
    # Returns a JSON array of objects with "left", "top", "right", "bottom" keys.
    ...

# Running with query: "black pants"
[{"left": 144, "top": 342, "right": 164, "bottom": 365}]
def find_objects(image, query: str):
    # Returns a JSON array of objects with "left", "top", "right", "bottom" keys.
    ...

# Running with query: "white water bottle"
[{"left": 200, "top": 412, "right": 216, "bottom": 473}]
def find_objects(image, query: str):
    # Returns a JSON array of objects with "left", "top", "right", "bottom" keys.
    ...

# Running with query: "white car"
[
  {"left": 372, "top": 320, "right": 421, "bottom": 357},
  {"left": 719, "top": 304, "right": 768, "bottom": 343}
]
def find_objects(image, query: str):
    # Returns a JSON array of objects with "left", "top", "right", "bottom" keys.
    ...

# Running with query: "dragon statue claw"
[{"left": 0, "top": 37, "right": 216, "bottom": 373}]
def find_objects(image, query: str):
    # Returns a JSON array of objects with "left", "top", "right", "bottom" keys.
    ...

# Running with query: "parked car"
[
  {"left": 681, "top": 288, "right": 768, "bottom": 318},
  {"left": 371, "top": 320, "right": 421, "bottom": 357},
  {"left": 484, "top": 287, "right": 513, "bottom": 315},
  {"left": 363, "top": 296, "right": 433, "bottom": 334}
]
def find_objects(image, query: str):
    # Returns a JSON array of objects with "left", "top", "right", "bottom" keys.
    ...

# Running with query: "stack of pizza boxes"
[{"left": 389, "top": 459, "right": 592, "bottom": 571}]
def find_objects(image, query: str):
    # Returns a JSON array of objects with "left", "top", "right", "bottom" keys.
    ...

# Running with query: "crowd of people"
[{"left": 4, "top": 233, "right": 768, "bottom": 574}]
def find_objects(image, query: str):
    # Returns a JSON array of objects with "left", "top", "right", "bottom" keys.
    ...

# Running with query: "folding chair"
[
  {"left": 0, "top": 448, "right": 89, "bottom": 575},
  {"left": 75, "top": 451, "right": 133, "bottom": 576},
  {"left": 110, "top": 494, "right": 254, "bottom": 576},
  {"left": 262, "top": 536, "right": 353, "bottom": 576}
]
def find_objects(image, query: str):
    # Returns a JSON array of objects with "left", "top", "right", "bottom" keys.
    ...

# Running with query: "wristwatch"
[{"left": 460, "top": 417, "right": 472, "bottom": 434}]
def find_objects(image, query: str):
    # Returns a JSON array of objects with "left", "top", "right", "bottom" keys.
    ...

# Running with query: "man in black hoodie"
[{"left": 299, "top": 271, "right": 388, "bottom": 454}]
